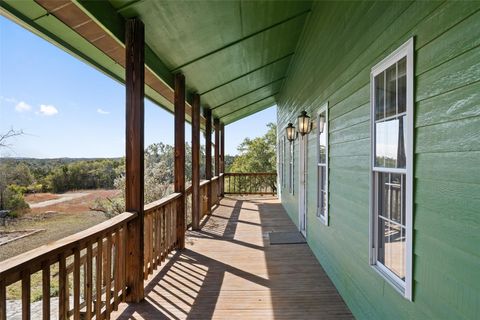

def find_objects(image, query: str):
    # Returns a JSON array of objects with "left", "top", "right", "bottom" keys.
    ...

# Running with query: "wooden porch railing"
[
  {"left": 0, "top": 173, "right": 242, "bottom": 319},
  {"left": 184, "top": 176, "right": 221, "bottom": 228},
  {"left": 224, "top": 172, "right": 277, "bottom": 195},
  {"left": 0, "top": 212, "right": 136, "bottom": 320},
  {"left": 143, "top": 193, "right": 180, "bottom": 280}
]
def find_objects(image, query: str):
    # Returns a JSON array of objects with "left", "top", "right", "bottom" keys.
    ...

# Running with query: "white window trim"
[
  {"left": 369, "top": 37, "right": 414, "bottom": 300},
  {"left": 316, "top": 102, "right": 329, "bottom": 226}
]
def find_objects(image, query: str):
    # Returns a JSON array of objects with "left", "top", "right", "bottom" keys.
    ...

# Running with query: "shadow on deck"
[{"left": 112, "top": 196, "right": 353, "bottom": 319}]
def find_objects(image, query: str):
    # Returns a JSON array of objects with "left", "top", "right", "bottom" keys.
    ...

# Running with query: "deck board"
[{"left": 112, "top": 196, "right": 354, "bottom": 319}]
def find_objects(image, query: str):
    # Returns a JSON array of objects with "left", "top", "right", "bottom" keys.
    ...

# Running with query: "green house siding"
[{"left": 277, "top": 1, "right": 480, "bottom": 320}]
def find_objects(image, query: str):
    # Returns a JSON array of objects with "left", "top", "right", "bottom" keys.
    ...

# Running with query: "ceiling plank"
[
  {"left": 199, "top": 52, "right": 293, "bottom": 95},
  {"left": 211, "top": 77, "right": 285, "bottom": 110},
  {"left": 171, "top": 9, "right": 309, "bottom": 72},
  {"left": 223, "top": 99, "right": 276, "bottom": 124},
  {"left": 219, "top": 93, "right": 278, "bottom": 119}
]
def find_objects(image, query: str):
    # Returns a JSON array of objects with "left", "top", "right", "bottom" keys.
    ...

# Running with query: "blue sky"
[{"left": 0, "top": 16, "right": 276, "bottom": 158}]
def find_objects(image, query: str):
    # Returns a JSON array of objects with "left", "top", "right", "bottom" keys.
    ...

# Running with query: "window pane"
[
  {"left": 320, "top": 165, "right": 326, "bottom": 191},
  {"left": 319, "top": 133, "right": 326, "bottom": 164},
  {"left": 398, "top": 57, "right": 407, "bottom": 114},
  {"left": 378, "top": 173, "right": 405, "bottom": 225},
  {"left": 378, "top": 172, "right": 389, "bottom": 219},
  {"left": 375, "top": 72, "right": 385, "bottom": 120},
  {"left": 385, "top": 64, "right": 397, "bottom": 118},
  {"left": 378, "top": 220, "right": 406, "bottom": 280},
  {"left": 320, "top": 190, "right": 327, "bottom": 217},
  {"left": 375, "top": 117, "right": 406, "bottom": 169},
  {"left": 397, "top": 115, "right": 406, "bottom": 169},
  {"left": 389, "top": 173, "right": 402, "bottom": 225}
]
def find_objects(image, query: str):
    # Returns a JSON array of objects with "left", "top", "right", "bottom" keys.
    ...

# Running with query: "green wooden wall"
[{"left": 277, "top": 1, "right": 480, "bottom": 319}]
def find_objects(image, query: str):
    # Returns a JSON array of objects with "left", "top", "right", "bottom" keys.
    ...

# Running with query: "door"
[{"left": 298, "top": 135, "right": 308, "bottom": 236}]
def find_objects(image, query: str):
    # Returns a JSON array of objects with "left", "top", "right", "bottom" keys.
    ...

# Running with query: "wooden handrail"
[
  {"left": 0, "top": 211, "right": 136, "bottom": 286},
  {"left": 144, "top": 192, "right": 181, "bottom": 212},
  {"left": 224, "top": 172, "right": 277, "bottom": 195},
  {"left": 224, "top": 172, "right": 276, "bottom": 176}
]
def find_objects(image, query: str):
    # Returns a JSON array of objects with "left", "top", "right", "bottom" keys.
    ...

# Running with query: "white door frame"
[{"left": 298, "top": 134, "right": 308, "bottom": 236}]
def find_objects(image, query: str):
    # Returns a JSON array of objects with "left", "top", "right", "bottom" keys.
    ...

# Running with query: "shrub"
[{"left": 4, "top": 185, "right": 29, "bottom": 216}]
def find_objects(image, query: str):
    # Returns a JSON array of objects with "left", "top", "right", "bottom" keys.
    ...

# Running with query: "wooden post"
[
  {"left": 192, "top": 94, "right": 200, "bottom": 230},
  {"left": 174, "top": 73, "right": 186, "bottom": 249},
  {"left": 214, "top": 118, "right": 220, "bottom": 178},
  {"left": 125, "top": 18, "right": 145, "bottom": 303},
  {"left": 204, "top": 109, "right": 212, "bottom": 214},
  {"left": 220, "top": 123, "right": 225, "bottom": 197}
]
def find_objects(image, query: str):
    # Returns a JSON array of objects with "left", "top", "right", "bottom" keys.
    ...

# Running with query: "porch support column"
[
  {"left": 125, "top": 18, "right": 145, "bottom": 303},
  {"left": 191, "top": 94, "right": 201, "bottom": 230},
  {"left": 174, "top": 73, "right": 186, "bottom": 249},
  {"left": 204, "top": 108, "right": 212, "bottom": 214},
  {"left": 220, "top": 123, "right": 225, "bottom": 197},
  {"left": 214, "top": 119, "right": 220, "bottom": 176},
  {"left": 214, "top": 118, "right": 220, "bottom": 199}
]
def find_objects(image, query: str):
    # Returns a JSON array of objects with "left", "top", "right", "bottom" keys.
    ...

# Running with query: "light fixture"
[
  {"left": 286, "top": 123, "right": 296, "bottom": 142},
  {"left": 318, "top": 114, "right": 325, "bottom": 134},
  {"left": 297, "top": 111, "right": 312, "bottom": 135}
]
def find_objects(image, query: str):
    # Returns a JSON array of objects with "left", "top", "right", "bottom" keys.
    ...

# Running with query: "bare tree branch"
[{"left": 0, "top": 129, "right": 24, "bottom": 148}]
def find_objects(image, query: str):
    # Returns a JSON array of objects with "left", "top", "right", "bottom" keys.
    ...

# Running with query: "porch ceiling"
[{"left": 0, "top": 0, "right": 311, "bottom": 125}]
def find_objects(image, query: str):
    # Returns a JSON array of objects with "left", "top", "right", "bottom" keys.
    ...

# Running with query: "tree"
[
  {"left": 0, "top": 128, "right": 24, "bottom": 148},
  {"left": 230, "top": 123, "right": 277, "bottom": 173},
  {"left": 0, "top": 129, "right": 31, "bottom": 213},
  {"left": 229, "top": 123, "right": 277, "bottom": 193}
]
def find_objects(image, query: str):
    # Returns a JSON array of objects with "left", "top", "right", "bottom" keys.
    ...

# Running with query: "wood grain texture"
[
  {"left": 192, "top": 94, "right": 201, "bottom": 230},
  {"left": 125, "top": 18, "right": 145, "bottom": 303},
  {"left": 174, "top": 73, "right": 186, "bottom": 249},
  {"left": 214, "top": 118, "right": 220, "bottom": 177},
  {"left": 110, "top": 196, "right": 353, "bottom": 320},
  {"left": 204, "top": 109, "right": 213, "bottom": 214}
]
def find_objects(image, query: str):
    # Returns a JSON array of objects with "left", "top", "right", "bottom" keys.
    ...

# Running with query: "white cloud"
[
  {"left": 97, "top": 108, "right": 110, "bottom": 115},
  {"left": 15, "top": 101, "right": 32, "bottom": 112},
  {"left": 39, "top": 104, "right": 58, "bottom": 116}
]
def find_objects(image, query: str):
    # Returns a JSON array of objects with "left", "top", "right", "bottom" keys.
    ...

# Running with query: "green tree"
[
  {"left": 230, "top": 123, "right": 277, "bottom": 173},
  {"left": 228, "top": 123, "right": 277, "bottom": 194}
]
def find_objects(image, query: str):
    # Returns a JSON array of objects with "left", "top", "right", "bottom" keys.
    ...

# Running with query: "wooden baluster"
[
  {"left": 152, "top": 212, "right": 157, "bottom": 270},
  {"left": 103, "top": 239, "right": 108, "bottom": 287},
  {"left": 59, "top": 255, "right": 67, "bottom": 320},
  {"left": 86, "top": 243, "right": 93, "bottom": 319},
  {"left": 114, "top": 230, "right": 120, "bottom": 310},
  {"left": 105, "top": 234, "right": 112, "bottom": 319},
  {"left": 149, "top": 213, "right": 153, "bottom": 275},
  {"left": 95, "top": 238, "right": 102, "bottom": 320},
  {"left": 156, "top": 209, "right": 161, "bottom": 265},
  {"left": 73, "top": 249, "right": 81, "bottom": 320},
  {"left": 42, "top": 262, "right": 50, "bottom": 320},
  {"left": 121, "top": 224, "right": 127, "bottom": 302},
  {"left": 163, "top": 206, "right": 167, "bottom": 260},
  {"left": 144, "top": 214, "right": 150, "bottom": 279},
  {"left": 21, "top": 270, "right": 30, "bottom": 320},
  {"left": 0, "top": 279, "right": 6, "bottom": 320}
]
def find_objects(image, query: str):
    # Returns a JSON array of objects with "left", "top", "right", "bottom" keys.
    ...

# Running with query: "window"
[
  {"left": 316, "top": 103, "right": 328, "bottom": 225},
  {"left": 370, "top": 38, "right": 413, "bottom": 299},
  {"left": 289, "top": 140, "right": 294, "bottom": 194}
]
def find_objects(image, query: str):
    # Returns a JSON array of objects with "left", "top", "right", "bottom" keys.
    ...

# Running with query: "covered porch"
[{"left": 112, "top": 196, "right": 352, "bottom": 320}]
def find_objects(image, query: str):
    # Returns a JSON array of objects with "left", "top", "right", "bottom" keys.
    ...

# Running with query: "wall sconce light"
[
  {"left": 286, "top": 123, "right": 296, "bottom": 142},
  {"left": 318, "top": 114, "right": 325, "bottom": 134},
  {"left": 297, "top": 111, "right": 312, "bottom": 135}
]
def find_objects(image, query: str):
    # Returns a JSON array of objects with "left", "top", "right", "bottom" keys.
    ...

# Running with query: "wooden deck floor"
[{"left": 112, "top": 196, "right": 354, "bottom": 319}]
